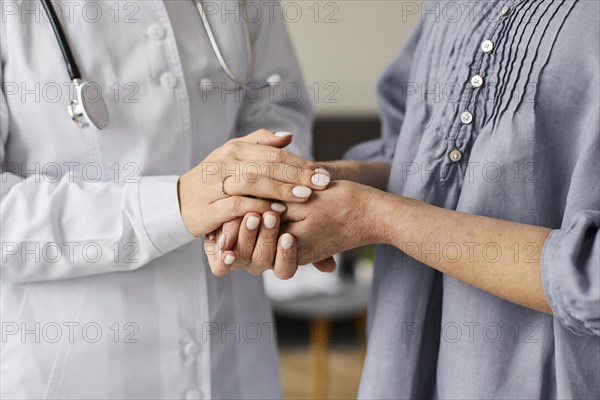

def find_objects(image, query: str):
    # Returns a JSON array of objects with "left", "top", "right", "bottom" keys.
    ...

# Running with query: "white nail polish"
[
  {"left": 264, "top": 214, "right": 277, "bottom": 229},
  {"left": 217, "top": 235, "right": 225, "bottom": 257},
  {"left": 311, "top": 172, "right": 331, "bottom": 187},
  {"left": 271, "top": 203, "right": 287, "bottom": 213},
  {"left": 280, "top": 233, "right": 294, "bottom": 250},
  {"left": 292, "top": 186, "right": 312, "bottom": 198},
  {"left": 274, "top": 131, "right": 292, "bottom": 137},
  {"left": 314, "top": 168, "right": 331, "bottom": 177},
  {"left": 246, "top": 216, "right": 260, "bottom": 230},
  {"left": 224, "top": 254, "right": 235, "bottom": 265}
]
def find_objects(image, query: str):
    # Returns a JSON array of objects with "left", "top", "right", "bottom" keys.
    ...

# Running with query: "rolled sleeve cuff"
[
  {"left": 541, "top": 229, "right": 597, "bottom": 336},
  {"left": 138, "top": 175, "right": 195, "bottom": 255}
]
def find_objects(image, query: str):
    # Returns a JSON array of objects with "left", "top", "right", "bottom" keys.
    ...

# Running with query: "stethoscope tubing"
[
  {"left": 40, "top": 0, "right": 81, "bottom": 81},
  {"left": 194, "top": 0, "right": 254, "bottom": 89},
  {"left": 38, "top": 0, "right": 258, "bottom": 130}
]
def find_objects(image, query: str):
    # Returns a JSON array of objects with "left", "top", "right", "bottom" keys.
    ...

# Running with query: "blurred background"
[{"left": 264, "top": 2, "right": 421, "bottom": 399}]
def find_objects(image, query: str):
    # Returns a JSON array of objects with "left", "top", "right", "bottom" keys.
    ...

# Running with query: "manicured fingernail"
[
  {"left": 217, "top": 235, "right": 225, "bottom": 257},
  {"left": 311, "top": 172, "right": 331, "bottom": 187},
  {"left": 264, "top": 214, "right": 277, "bottom": 229},
  {"left": 314, "top": 168, "right": 330, "bottom": 177},
  {"left": 292, "top": 186, "right": 312, "bottom": 198},
  {"left": 271, "top": 203, "right": 287, "bottom": 213},
  {"left": 246, "top": 216, "right": 260, "bottom": 230},
  {"left": 280, "top": 233, "right": 294, "bottom": 250},
  {"left": 274, "top": 131, "right": 292, "bottom": 137},
  {"left": 224, "top": 254, "right": 235, "bottom": 265}
]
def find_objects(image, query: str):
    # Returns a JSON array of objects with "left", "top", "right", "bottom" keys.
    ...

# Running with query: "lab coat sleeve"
[
  {"left": 234, "top": 0, "right": 314, "bottom": 160},
  {"left": 0, "top": 89, "right": 195, "bottom": 283},
  {"left": 541, "top": 210, "right": 600, "bottom": 336},
  {"left": 344, "top": 21, "right": 423, "bottom": 163}
]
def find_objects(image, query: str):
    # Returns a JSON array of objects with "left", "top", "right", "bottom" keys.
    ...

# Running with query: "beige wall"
[{"left": 283, "top": 1, "right": 421, "bottom": 117}]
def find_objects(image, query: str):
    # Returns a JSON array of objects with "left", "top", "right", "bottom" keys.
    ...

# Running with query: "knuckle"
[
  {"left": 301, "top": 168, "right": 314, "bottom": 185},
  {"left": 241, "top": 177, "right": 255, "bottom": 191},
  {"left": 278, "top": 184, "right": 290, "bottom": 200},
  {"left": 222, "top": 219, "right": 238, "bottom": 230},
  {"left": 224, "top": 141, "right": 239, "bottom": 154},
  {"left": 267, "top": 149, "right": 283, "bottom": 163},
  {"left": 227, "top": 196, "right": 243, "bottom": 214},
  {"left": 244, "top": 171, "right": 261, "bottom": 186}
]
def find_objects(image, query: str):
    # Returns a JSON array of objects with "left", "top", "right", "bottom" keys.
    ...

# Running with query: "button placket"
[
  {"left": 148, "top": 23, "right": 167, "bottom": 41},
  {"left": 460, "top": 111, "right": 473, "bottom": 124},
  {"left": 184, "top": 342, "right": 200, "bottom": 357},
  {"left": 481, "top": 39, "right": 494, "bottom": 53},
  {"left": 449, "top": 149, "right": 463, "bottom": 162},
  {"left": 449, "top": 2, "right": 513, "bottom": 169},
  {"left": 470, "top": 75, "right": 484, "bottom": 88},
  {"left": 160, "top": 72, "right": 178, "bottom": 89}
]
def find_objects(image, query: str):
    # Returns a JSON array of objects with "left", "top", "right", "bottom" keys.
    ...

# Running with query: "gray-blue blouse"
[{"left": 346, "top": 0, "right": 600, "bottom": 398}]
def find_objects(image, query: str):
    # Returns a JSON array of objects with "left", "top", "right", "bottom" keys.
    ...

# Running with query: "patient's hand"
[{"left": 282, "top": 180, "right": 383, "bottom": 265}]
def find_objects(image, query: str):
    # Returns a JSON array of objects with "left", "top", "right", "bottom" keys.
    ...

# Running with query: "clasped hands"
[{"left": 178, "top": 129, "right": 381, "bottom": 280}]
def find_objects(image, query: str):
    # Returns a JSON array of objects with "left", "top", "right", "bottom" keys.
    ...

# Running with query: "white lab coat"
[{"left": 0, "top": 1, "right": 313, "bottom": 398}]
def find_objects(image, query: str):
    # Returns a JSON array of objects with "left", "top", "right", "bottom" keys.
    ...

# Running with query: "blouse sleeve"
[{"left": 542, "top": 210, "right": 600, "bottom": 336}]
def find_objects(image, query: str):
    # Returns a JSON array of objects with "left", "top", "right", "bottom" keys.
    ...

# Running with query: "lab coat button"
[
  {"left": 470, "top": 75, "right": 484, "bottom": 88},
  {"left": 481, "top": 40, "right": 494, "bottom": 53},
  {"left": 148, "top": 24, "right": 166, "bottom": 41},
  {"left": 160, "top": 72, "right": 178, "bottom": 89},
  {"left": 449, "top": 149, "right": 463, "bottom": 162},
  {"left": 460, "top": 111, "right": 473, "bottom": 124},
  {"left": 184, "top": 342, "right": 199, "bottom": 357},
  {"left": 184, "top": 389, "right": 202, "bottom": 400}
]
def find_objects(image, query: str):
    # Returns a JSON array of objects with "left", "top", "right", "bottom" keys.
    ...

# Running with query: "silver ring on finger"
[{"left": 220, "top": 174, "right": 234, "bottom": 197}]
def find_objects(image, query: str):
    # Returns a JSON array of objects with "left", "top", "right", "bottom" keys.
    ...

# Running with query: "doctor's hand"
[{"left": 178, "top": 129, "right": 331, "bottom": 237}]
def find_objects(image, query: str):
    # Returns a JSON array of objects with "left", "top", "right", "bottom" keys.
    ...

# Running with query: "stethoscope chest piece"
[{"left": 68, "top": 80, "right": 110, "bottom": 130}]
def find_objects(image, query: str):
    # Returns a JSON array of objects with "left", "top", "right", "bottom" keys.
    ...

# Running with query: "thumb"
[{"left": 234, "top": 129, "right": 293, "bottom": 148}]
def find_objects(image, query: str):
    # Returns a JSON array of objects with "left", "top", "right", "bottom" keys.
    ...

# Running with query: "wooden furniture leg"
[{"left": 310, "top": 317, "right": 330, "bottom": 399}]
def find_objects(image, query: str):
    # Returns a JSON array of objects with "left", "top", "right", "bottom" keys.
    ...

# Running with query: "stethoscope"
[
  {"left": 41, "top": 0, "right": 109, "bottom": 130},
  {"left": 41, "top": 0, "right": 278, "bottom": 131}
]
